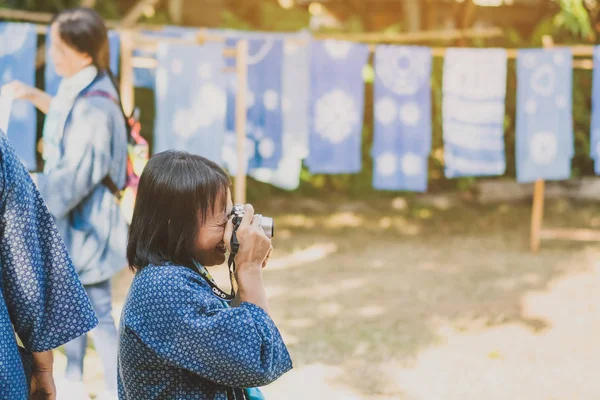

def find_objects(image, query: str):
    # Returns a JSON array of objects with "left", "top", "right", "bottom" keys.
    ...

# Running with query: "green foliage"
[{"left": 555, "top": 0, "right": 594, "bottom": 40}]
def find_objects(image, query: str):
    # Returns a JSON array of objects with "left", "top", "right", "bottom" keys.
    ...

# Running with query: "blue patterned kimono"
[
  {"left": 0, "top": 131, "right": 98, "bottom": 399},
  {"left": 117, "top": 263, "right": 293, "bottom": 399},
  {"left": 33, "top": 69, "right": 129, "bottom": 285}
]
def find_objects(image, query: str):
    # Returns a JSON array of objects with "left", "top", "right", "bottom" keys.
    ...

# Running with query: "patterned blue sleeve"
[
  {"left": 0, "top": 133, "right": 98, "bottom": 351},
  {"left": 126, "top": 267, "right": 293, "bottom": 388}
]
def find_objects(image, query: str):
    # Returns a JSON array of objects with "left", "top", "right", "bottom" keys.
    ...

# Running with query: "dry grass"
[{"left": 53, "top": 196, "right": 600, "bottom": 399}]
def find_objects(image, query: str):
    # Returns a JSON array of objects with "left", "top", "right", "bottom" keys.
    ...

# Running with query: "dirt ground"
[{"left": 53, "top": 195, "right": 600, "bottom": 399}]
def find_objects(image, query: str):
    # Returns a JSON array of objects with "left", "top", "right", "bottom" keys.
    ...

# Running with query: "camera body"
[{"left": 230, "top": 204, "right": 274, "bottom": 239}]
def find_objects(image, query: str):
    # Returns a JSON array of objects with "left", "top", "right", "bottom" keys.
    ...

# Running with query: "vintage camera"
[{"left": 230, "top": 204, "right": 274, "bottom": 239}]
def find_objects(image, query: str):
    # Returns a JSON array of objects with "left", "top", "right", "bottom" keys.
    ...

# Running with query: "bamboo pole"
[
  {"left": 530, "top": 35, "right": 554, "bottom": 253},
  {"left": 120, "top": 30, "right": 135, "bottom": 117},
  {"left": 234, "top": 40, "right": 249, "bottom": 204},
  {"left": 121, "top": 0, "right": 162, "bottom": 28},
  {"left": 313, "top": 26, "right": 504, "bottom": 43}
]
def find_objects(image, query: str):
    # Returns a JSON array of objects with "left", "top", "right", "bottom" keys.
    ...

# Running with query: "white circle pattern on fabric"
[
  {"left": 401, "top": 153, "right": 422, "bottom": 176},
  {"left": 258, "top": 138, "right": 275, "bottom": 159},
  {"left": 525, "top": 98, "right": 537, "bottom": 115},
  {"left": 314, "top": 89, "right": 359, "bottom": 144},
  {"left": 374, "top": 97, "right": 398, "bottom": 126},
  {"left": 376, "top": 152, "right": 397, "bottom": 177},
  {"left": 399, "top": 102, "right": 421, "bottom": 126},
  {"left": 323, "top": 40, "right": 353, "bottom": 60},
  {"left": 529, "top": 64, "right": 556, "bottom": 97},
  {"left": 375, "top": 46, "right": 430, "bottom": 96},
  {"left": 263, "top": 90, "right": 279, "bottom": 111},
  {"left": 529, "top": 132, "right": 558, "bottom": 165}
]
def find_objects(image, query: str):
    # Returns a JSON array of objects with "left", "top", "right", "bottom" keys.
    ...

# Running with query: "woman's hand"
[
  {"left": 223, "top": 204, "right": 272, "bottom": 313},
  {"left": 224, "top": 204, "right": 272, "bottom": 272},
  {"left": 2, "top": 80, "right": 36, "bottom": 101},
  {"left": 1, "top": 81, "right": 52, "bottom": 114},
  {"left": 30, "top": 351, "right": 56, "bottom": 400}
]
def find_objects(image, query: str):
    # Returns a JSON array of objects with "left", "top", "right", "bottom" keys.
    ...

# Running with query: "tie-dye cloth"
[
  {"left": 372, "top": 45, "right": 432, "bottom": 192},
  {"left": 307, "top": 39, "right": 369, "bottom": 174}
]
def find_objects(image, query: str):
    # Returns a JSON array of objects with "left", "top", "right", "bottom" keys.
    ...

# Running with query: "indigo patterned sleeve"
[
  {"left": 35, "top": 98, "right": 113, "bottom": 219},
  {"left": 128, "top": 268, "right": 293, "bottom": 388},
  {"left": 0, "top": 133, "right": 98, "bottom": 351}
]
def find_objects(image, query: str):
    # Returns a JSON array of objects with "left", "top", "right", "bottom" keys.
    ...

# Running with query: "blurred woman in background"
[{"left": 2, "top": 7, "right": 128, "bottom": 400}]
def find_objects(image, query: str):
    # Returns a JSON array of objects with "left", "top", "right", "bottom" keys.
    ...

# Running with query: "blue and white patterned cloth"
[
  {"left": 590, "top": 46, "right": 600, "bottom": 174},
  {"left": 223, "top": 37, "right": 284, "bottom": 172},
  {"left": 0, "top": 130, "right": 98, "bottom": 400},
  {"left": 45, "top": 29, "right": 121, "bottom": 96},
  {"left": 442, "top": 48, "right": 508, "bottom": 178},
  {"left": 306, "top": 40, "right": 369, "bottom": 174},
  {"left": 117, "top": 263, "right": 293, "bottom": 399},
  {"left": 133, "top": 27, "right": 200, "bottom": 89},
  {"left": 154, "top": 42, "right": 227, "bottom": 165},
  {"left": 249, "top": 32, "right": 311, "bottom": 190},
  {"left": 372, "top": 45, "right": 432, "bottom": 192},
  {"left": 516, "top": 48, "right": 573, "bottom": 183},
  {"left": 0, "top": 22, "right": 38, "bottom": 170}
]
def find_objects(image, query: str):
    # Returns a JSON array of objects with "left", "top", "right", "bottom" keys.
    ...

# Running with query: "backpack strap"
[{"left": 83, "top": 89, "right": 120, "bottom": 106}]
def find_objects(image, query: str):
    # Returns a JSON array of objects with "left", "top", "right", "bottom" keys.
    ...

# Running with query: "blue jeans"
[{"left": 64, "top": 279, "right": 118, "bottom": 395}]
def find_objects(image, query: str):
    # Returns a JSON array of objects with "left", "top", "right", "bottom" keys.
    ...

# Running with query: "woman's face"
[
  {"left": 192, "top": 189, "right": 233, "bottom": 267},
  {"left": 49, "top": 23, "right": 93, "bottom": 78}
]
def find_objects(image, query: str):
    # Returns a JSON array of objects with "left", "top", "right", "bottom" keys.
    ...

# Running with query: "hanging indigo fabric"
[
  {"left": 250, "top": 32, "right": 311, "bottom": 190},
  {"left": 372, "top": 45, "right": 432, "bottom": 192},
  {"left": 590, "top": 46, "right": 600, "bottom": 172},
  {"left": 307, "top": 40, "right": 369, "bottom": 174},
  {"left": 516, "top": 48, "right": 573, "bottom": 183},
  {"left": 0, "top": 22, "right": 37, "bottom": 170},
  {"left": 154, "top": 42, "right": 227, "bottom": 166},
  {"left": 442, "top": 48, "right": 508, "bottom": 179}
]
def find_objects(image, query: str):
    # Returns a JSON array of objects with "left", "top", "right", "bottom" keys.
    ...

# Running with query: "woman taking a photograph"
[
  {"left": 118, "top": 151, "right": 292, "bottom": 399},
  {"left": 2, "top": 7, "right": 128, "bottom": 400}
]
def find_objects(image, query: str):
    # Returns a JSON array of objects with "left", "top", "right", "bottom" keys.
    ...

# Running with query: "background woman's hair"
[
  {"left": 127, "top": 151, "right": 232, "bottom": 272},
  {"left": 51, "top": 7, "right": 110, "bottom": 72}
]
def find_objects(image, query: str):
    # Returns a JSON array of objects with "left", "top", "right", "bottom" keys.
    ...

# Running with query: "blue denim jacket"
[{"left": 34, "top": 71, "right": 128, "bottom": 285}]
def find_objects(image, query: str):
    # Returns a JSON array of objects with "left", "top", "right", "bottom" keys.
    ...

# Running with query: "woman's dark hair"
[
  {"left": 127, "top": 151, "right": 232, "bottom": 272},
  {"left": 51, "top": 7, "right": 110, "bottom": 71}
]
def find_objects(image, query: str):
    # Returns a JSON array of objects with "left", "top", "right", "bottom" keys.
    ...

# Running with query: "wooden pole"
[
  {"left": 121, "top": 0, "right": 162, "bottom": 27},
  {"left": 234, "top": 40, "right": 248, "bottom": 204},
  {"left": 530, "top": 180, "right": 545, "bottom": 252},
  {"left": 120, "top": 30, "right": 135, "bottom": 117},
  {"left": 530, "top": 35, "right": 554, "bottom": 253}
]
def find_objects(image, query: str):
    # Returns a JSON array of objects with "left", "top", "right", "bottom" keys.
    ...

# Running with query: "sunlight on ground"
[{"left": 51, "top": 203, "right": 600, "bottom": 400}]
